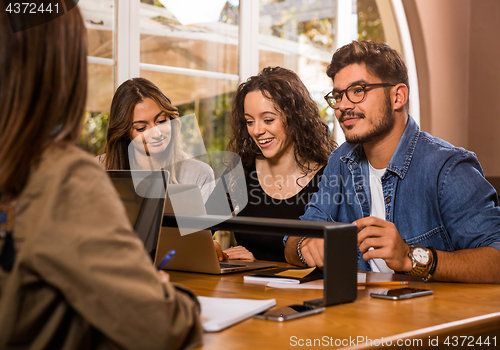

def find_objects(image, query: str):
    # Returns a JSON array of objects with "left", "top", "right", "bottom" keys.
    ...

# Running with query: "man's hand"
[
  {"left": 223, "top": 245, "right": 255, "bottom": 261},
  {"left": 300, "top": 238, "right": 325, "bottom": 268},
  {"left": 354, "top": 216, "right": 412, "bottom": 272},
  {"left": 284, "top": 236, "right": 324, "bottom": 268}
]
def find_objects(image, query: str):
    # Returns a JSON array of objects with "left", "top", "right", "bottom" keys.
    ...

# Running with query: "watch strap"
[
  {"left": 423, "top": 246, "right": 438, "bottom": 282},
  {"left": 407, "top": 264, "right": 427, "bottom": 277}
]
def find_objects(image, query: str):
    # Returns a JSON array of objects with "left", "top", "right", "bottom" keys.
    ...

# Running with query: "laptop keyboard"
[{"left": 220, "top": 263, "right": 247, "bottom": 268}]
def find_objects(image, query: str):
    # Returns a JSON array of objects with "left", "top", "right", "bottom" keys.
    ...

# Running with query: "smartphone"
[
  {"left": 253, "top": 304, "right": 325, "bottom": 321},
  {"left": 370, "top": 287, "right": 434, "bottom": 300}
]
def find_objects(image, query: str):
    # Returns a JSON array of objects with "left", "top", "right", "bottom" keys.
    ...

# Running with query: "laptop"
[
  {"left": 107, "top": 171, "right": 275, "bottom": 274},
  {"left": 156, "top": 184, "right": 276, "bottom": 274},
  {"left": 107, "top": 170, "right": 168, "bottom": 262}
]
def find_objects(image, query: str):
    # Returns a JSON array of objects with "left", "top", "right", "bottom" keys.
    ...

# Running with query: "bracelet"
[
  {"left": 296, "top": 237, "right": 308, "bottom": 266},
  {"left": 423, "top": 246, "right": 438, "bottom": 282}
]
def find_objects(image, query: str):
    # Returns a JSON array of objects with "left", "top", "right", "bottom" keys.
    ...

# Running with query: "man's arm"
[
  {"left": 285, "top": 236, "right": 324, "bottom": 268},
  {"left": 356, "top": 216, "right": 500, "bottom": 283},
  {"left": 431, "top": 247, "right": 500, "bottom": 283}
]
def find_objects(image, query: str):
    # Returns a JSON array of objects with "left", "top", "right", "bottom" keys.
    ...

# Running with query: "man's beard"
[{"left": 340, "top": 94, "right": 395, "bottom": 144}]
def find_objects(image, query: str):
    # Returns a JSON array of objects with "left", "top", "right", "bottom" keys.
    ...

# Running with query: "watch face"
[{"left": 413, "top": 247, "right": 430, "bottom": 264}]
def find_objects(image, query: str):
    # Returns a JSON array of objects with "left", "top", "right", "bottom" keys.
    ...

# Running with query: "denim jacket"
[{"left": 300, "top": 116, "right": 500, "bottom": 271}]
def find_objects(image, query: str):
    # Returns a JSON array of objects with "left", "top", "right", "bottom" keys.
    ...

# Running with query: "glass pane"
[
  {"left": 357, "top": 0, "right": 385, "bottom": 42},
  {"left": 79, "top": 0, "right": 115, "bottom": 59},
  {"left": 80, "top": 63, "right": 114, "bottom": 155},
  {"left": 139, "top": 0, "right": 239, "bottom": 75},
  {"left": 259, "top": 0, "right": 336, "bottom": 130},
  {"left": 140, "top": 70, "right": 238, "bottom": 175},
  {"left": 79, "top": 1, "right": 115, "bottom": 155}
]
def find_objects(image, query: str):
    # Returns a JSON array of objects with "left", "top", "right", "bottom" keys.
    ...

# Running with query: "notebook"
[
  {"left": 243, "top": 267, "right": 323, "bottom": 284},
  {"left": 107, "top": 170, "right": 167, "bottom": 262},
  {"left": 198, "top": 296, "right": 276, "bottom": 332},
  {"left": 156, "top": 184, "right": 276, "bottom": 274}
]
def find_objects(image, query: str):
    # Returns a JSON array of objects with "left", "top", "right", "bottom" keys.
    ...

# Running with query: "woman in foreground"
[{"left": 0, "top": 6, "right": 202, "bottom": 349}]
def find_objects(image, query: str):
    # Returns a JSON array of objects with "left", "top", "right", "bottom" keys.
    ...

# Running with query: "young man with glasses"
[{"left": 285, "top": 40, "right": 500, "bottom": 283}]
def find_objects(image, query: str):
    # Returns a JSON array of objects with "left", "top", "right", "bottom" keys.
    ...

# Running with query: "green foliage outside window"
[
  {"left": 357, "top": 0, "right": 385, "bottom": 42},
  {"left": 79, "top": 112, "right": 109, "bottom": 156}
]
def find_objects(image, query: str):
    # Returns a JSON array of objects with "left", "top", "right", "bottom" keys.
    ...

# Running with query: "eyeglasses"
[{"left": 324, "top": 83, "right": 396, "bottom": 109}]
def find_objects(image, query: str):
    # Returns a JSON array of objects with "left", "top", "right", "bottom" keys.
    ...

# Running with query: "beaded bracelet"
[{"left": 296, "top": 237, "right": 308, "bottom": 266}]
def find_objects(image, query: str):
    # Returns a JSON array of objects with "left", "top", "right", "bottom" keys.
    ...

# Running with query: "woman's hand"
[
  {"left": 213, "top": 240, "right": 229, "bottom": 261},
  {"left": 158, "top": 270, "right": 170, "bottom": 283},
  {"left": 223, "top": 246, "right": 256, "bottom": 261}
]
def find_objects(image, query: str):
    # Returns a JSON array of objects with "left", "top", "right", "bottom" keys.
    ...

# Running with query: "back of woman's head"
[
  {"left": 104, "top": 78, "right": 180, "bottom": 170},
  {"left": 229, "top": 66, "right": 336, "bottom": 170},
  {"left": 0, "top": 5, "right": 87, "bottom": 195}
]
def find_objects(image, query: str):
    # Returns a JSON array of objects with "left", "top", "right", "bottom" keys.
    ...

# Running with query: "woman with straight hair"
[
  {"left": 100, "top": 77, "right": 215, "bottom": 203},
  {"left": 223, "top": 66, "right": 336, "bottom": 262},
  {"left": 0, "top": 5, "right": 202, "bottom": 349}
]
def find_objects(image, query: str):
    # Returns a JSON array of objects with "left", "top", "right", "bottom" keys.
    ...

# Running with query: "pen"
[
  {"left": 358, "top": 281, "right": 409, "bottom": 286},
  {"left": 157, "top": 250, "right": 176, "bottom": 270}
]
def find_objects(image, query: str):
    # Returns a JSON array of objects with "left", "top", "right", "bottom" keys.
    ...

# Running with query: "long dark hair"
[
  {"left": 229, "top": 66, "right": 336, "bottom": 174},
  {"left": 0, "top": 6, "right": 87, "bottom": 195},
  {"left": 102, "top": 78, "right": 188, "bottom": 183}
]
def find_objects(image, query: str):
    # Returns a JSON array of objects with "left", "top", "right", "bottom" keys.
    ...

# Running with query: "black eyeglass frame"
[{"left": 324, "top": 83, "right": 396, "bottom": 109}]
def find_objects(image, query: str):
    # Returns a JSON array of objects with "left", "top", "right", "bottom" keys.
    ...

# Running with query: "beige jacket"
[{"left": 0, "top": 145, "right": 203, "bottom": 350}]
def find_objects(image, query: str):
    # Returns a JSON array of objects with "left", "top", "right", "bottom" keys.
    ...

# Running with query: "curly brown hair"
[{"left": 228, "top": 66, "right": 336, "bottom": 175}]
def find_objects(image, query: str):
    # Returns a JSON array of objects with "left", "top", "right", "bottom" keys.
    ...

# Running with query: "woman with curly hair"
[{"left": 224, "top": 66, "right": 336, "bottom": 262}]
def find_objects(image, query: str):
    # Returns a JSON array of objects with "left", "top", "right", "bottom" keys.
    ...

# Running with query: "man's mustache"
[{"left": 339, "top": 111, "right": 365, "bottom": 123}]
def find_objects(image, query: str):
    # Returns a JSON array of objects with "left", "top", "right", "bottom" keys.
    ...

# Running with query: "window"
[
  {"left": 79, "top": 0, "right": 417, "bottom": 155},
  {"left": 138, "top": 0, "right": 239, "bottom": 174},
  {"left": 79, "top": 0, "right": 115, "bottom": 155}
]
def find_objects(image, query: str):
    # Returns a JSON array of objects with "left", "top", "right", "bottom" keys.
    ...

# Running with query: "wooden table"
[{"left": 169, "top": 266, "right": 500, "bottom": 349}]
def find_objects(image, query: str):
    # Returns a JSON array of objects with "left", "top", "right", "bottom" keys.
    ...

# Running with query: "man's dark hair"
[{"left": 327, "top": 41, "right": 409, "bottom": 111}]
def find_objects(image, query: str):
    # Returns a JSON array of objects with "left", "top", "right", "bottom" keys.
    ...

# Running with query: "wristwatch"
[{"left": 407, "top": 245, "right": 433, "bottom": 277}]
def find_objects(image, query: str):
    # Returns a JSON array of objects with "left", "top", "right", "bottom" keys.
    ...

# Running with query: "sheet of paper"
[
  {"left": 198, "top": 296, "right": 276, "bottom": 332},
  {"left": 266, "top": 272, "right": 366, "bottom": 289},
  {"left": 274, "top": 267, "right": 316, "bottom": 278},
  {"left": 243, "top": 275, "right": 300, "bottom": 284}
]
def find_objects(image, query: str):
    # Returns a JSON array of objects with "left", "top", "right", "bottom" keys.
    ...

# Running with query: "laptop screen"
[{"left": 106, "top": 170, "right": 167, "bottom": 260}]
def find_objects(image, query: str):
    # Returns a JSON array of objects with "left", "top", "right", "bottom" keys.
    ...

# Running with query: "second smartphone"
[
  {"left": 254, "top": 304, "right": 325, "bottom": 321},
  {"left": 370, "top": 287, "right": 434, "bottom": 300}
]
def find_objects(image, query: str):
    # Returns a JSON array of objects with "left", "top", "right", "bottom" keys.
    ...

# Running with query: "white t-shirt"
[{"left": 368, "top": 162, "right": 394, "bottom": 274}]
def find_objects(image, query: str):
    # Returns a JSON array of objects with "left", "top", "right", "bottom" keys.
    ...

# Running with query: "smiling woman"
[
  {"left": 129, "top": 98, "right": 173, "bottom": 157},
  {"left": 99, "top": 78, "right": 215, "bottom": 202},
  {"left": 222, "top": 66, "right": 337, "bottom": 262}
]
